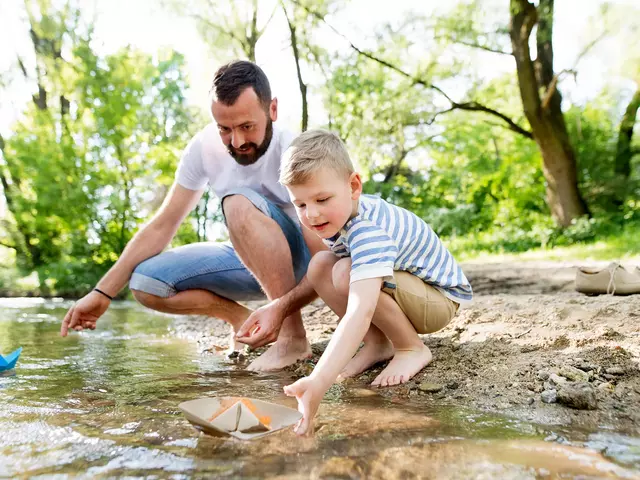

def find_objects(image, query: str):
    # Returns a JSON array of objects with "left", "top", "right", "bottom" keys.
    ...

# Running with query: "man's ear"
[
  {"left": 269, "top": 97, "right": 278, "bottom": 122},
  {"left": 349, "top": 172, "right": 362, "bottom": 200}
]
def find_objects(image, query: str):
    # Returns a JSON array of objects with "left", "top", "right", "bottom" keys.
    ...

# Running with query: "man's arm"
[
  {"left": 95, "top": 183, "right": 204, "bottom": 296},
  {"left": 61, "top": 183, "right": 204, "bottom": 336},
  {"left": 235, "top": 225, "right": 328, "bottom": 346}
]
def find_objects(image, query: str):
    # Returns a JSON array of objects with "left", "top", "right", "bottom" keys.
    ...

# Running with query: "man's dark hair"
[{"left": 211, "top": 60, "right": 272, "bottom": 110}]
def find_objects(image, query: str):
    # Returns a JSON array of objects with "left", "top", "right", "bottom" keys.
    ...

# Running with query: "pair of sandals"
[{"left": 575, "top": 262, "right": 640, "bottom": 295}]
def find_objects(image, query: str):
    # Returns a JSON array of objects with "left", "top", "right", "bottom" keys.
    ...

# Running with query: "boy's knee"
[
  {"left": 308, "top": 251, "right": 339, "bottom": 286},
  {"left": 332, "top": 258, "right": 351, "bottom": 295}
]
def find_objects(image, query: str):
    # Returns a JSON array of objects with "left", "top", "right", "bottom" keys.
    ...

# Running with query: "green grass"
[{"left": 450, "top": 223, "right": 640, "bottom": 263}]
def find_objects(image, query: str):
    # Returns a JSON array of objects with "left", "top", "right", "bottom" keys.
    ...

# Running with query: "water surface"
[{"left": 1, "top": 298, "right": 639, "bottom": 479}]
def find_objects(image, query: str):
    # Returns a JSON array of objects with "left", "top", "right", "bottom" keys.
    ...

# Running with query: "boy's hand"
[
  {"left": 235, "top": 301, "right": 285, "bottom": 348},
  {"left": 283, "top": 376, "right": 328, "bottom": 436}
]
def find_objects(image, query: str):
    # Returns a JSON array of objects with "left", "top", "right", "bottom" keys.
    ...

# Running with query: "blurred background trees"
[{"left": 0, "top": 0, "right": 638, "bottom": 296}]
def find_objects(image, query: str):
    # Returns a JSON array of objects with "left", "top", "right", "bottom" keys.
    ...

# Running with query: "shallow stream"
[{"left": 1, "top": 298, "right": 639, "bottom": 479}]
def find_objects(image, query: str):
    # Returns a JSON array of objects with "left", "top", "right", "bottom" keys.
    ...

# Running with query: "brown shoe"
[{"left": 575, "top": 262, "right": 640, "bottom": 295}]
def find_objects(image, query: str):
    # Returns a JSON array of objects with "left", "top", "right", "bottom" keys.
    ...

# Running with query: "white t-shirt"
[{"left": 175, "top": 123, "right": 297, "bottom": 221}]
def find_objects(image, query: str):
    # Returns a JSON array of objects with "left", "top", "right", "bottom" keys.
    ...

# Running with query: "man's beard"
[{"left": 227, "top": 119, "right": 273, "bottom": 166}]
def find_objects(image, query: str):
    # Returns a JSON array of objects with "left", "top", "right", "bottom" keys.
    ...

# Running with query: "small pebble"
[
  {"left": 541, "top": 389, "right": 557, "bottom": 404},
  {"left": 605, "top": 367, "right": 625, "bottom": 376},
  {"left": 521, "top": 345, "right": 540, "bottom": 353},
  {"left": 549, "top": 374, "right": 567, "bottom": 386},
  {"left": 559, "top": 365, "right": 589, "bottom": 382},
  {"left": 537, "top": 370, "right": 550, "bottom": 381}
]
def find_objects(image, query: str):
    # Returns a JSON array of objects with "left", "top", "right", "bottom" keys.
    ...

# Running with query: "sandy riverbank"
[{"left": 171, "top": 260, "right": 640, "bottom": 434}]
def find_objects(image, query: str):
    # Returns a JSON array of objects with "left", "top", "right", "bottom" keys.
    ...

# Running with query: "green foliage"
[
  {"left": 164, "top": 0, "right": 274, "bottom": 61},
  {"left": 0, "top": 2, "right": 206, "bottom": 296},
  {"left": 566, "top": 94, "right": 621, "bottom": 215},
  {"left": 328, "top": 51, "right": 638, "bottom": 256}
]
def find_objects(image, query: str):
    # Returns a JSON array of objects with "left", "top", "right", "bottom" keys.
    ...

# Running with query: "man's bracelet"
[{"left": 93, "top": 288, "right": 114, "bottom": 301}]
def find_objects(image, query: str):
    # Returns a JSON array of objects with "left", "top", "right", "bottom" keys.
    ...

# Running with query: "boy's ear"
[{"left": 349, "top": 172, "right": 362, "bottom": 200}]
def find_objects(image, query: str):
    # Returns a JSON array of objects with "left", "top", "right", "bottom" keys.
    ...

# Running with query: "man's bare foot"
[
  {"left": 337, "top": 338, "right": 394, "bottom": 382},
  {"left": 247, "top": 336, "right": 312, "bottom": 371},
  {"left": 371, "top": 344, "right": 433, "bottom": 387}
]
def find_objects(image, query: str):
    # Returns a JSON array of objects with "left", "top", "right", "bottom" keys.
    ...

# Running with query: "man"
[{"left": 60, "top": 60, "right": 325, "bottom": 371}]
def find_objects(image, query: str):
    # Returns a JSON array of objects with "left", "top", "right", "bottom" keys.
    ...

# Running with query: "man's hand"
[
  {"left": 60, "top": 291, "right": 111, "bottom": 337},
  {"left": 283, "top": 376, "right": 328, "bottom": 435},
  {"left": 235, "top": 300, "right": 286, "bottom": 348}
]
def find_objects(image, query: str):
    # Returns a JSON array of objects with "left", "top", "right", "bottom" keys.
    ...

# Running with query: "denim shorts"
[{"left": 129, "top": 188, "right": 311, "bottom": 302}]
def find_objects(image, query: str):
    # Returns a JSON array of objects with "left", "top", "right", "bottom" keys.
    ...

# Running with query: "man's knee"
[
  {"left": 222, "top": 194, "right": 260, "bottom": 226},
  {"left": 307, "top": 251, "right": 339, "bottom": 287},
  {"left": 131, "top": 289, "right": 166, "bottom": 310},
  {"left": 332, "top": 258, "right": 351, "bottom": 295}
]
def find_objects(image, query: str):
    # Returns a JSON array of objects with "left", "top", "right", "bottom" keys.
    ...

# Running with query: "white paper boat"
[{"left": 178, "top": 396, "right": 302, "bottom": 440}]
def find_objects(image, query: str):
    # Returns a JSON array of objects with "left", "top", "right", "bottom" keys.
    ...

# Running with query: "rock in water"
[
  {"left": 557, "top": 382, "right": 598, "bottom": 410},
  {"left": 418, "top": 382, "right": 443, "bottom": 393}
]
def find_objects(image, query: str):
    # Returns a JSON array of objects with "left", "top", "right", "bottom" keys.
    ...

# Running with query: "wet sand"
[{"left": 173, "top": 259, "right": 640, "bottom": 435}]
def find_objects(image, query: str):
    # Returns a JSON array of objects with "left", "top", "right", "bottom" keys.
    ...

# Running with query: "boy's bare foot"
[
  {"left": 247, "top": 336, "right": 312, "bottom": 371},
  {"left": 371, "top": 344, "right": 433, "bottom": 387},
  {"left": 337, "top": 338, "right": 394, "bottom": 382}
]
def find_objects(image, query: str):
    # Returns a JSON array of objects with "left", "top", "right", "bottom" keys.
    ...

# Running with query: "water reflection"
[{"left": 0, "top": 298, "right": 639, "bottom": 479}]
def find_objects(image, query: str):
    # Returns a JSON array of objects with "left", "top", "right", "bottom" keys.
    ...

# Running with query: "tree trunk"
[
  {"left": 247, "top": 0, "right": 259, "bottom": 62},
  {"left": 282, "top": 3, "right": 309, "bottom": 131},
  {"left": 615, "top": 86, "right": 640, "bottom": 178},
  {"left": 509, "top": 0, "right": 588, "bottom": 227},
  {"left": 0, "top": 137, "right": 16, "bottom": 243}
]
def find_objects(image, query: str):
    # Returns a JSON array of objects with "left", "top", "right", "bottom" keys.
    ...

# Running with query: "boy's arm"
[{"left": 284, "top": 277, "right": 382, "bottom": 435}]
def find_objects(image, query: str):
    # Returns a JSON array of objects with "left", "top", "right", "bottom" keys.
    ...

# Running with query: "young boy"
[{"left": 281, "top": 130, "right": 472, "bottom": 435}]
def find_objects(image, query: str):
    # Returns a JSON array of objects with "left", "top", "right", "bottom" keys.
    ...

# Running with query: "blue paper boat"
[{"left": 0, "top": 347, "right": 22, "bottom": 372}]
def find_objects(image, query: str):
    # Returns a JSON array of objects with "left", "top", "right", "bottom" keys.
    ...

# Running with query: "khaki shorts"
[{"left": 382, "top": 271, "right": 459, "bottom": 334}]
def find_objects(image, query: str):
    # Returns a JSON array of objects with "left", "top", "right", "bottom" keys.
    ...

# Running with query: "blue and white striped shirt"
[{"left": 323, "top": 195, "right": 473, "bottom": 305}]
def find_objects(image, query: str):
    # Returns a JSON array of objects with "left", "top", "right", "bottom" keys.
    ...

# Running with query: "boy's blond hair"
[{"left": 280, "top": 129, "right": 354, "bottom": 186}]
